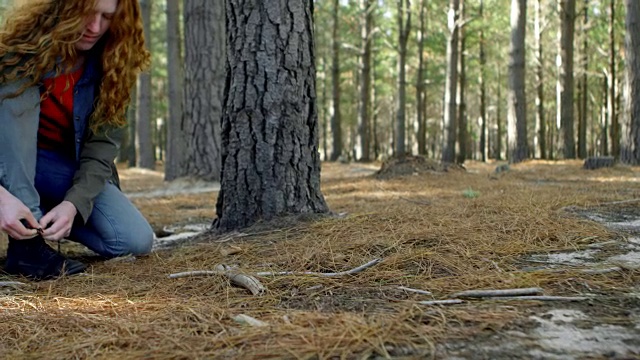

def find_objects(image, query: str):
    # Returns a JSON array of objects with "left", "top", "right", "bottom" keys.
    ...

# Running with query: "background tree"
[
  {"left": 441, "top": 0, "right": 460, "bottom": 163},
  {"left": 330, "top": 0, "right": 343, "bottom": 161},
  {"left": 395, "top": 0, "right": 411, "bottom": 157},
  {"left": 165, "top": 0, "right": 184, "bottom": 181},
  {"left": 620, "top": 0, "right": 640, "bottom": 164},
  {"left": 507, "top": 0, "right": 528, "bottom": 163},
  {"left": 136, "top": 0, "right": 155, "bottom": 169},
  {"left": 180, "top": 0, "right": 225, "bottom": 181},
  {"left": 356, "top": 0, "right": 374, "bottom": 162},
  {"left": 557, "top": 0, "right": 576, "bottom": 159},
  {"left": 215, "top": 0, "right": 329, "bottom": 231}
]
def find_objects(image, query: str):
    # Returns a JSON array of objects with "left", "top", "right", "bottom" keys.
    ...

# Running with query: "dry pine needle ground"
[{"left": 0, "top": 159, "right": 638, "bottom": 359}]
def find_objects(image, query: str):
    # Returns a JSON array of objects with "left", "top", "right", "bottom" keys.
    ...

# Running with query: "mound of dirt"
[{"left": 375, "top": 155, "right": 465, "bottom": 179}]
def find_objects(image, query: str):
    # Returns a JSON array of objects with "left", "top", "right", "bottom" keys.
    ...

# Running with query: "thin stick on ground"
[
  {"left": 451, "top": 287, "right": 544, "bottom": 298},
  {"left": 487, "top": 296, "right": 588, "bottom": 302},
  {"left": 255, "top": 258, "right": 382, "bottom": 277}
]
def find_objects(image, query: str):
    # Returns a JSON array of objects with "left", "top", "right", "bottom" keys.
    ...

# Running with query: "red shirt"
[{"left": 38, "top": 66, "right": 85, "bottom": 157}]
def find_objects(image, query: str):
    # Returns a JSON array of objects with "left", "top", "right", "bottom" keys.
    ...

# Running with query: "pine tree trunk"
[
  {"left": 416, "top": 0, "right": 427, "bottom": 156},
  {"left": 609, "top": 0, "right": 618, "bottom": 158},
  {"left": 620, "top": 0, "right": 640, "bottom": 164},
  {"left": 165, "top": 0, "right": 185, "bottom": 181},
  {"left": 479, "top": 0, "right": 487, "bottom": 162},
  {"left": 357, "top": 0, "right": 373, "bottom": 162},
  {"left": 136, "top": 0, "right": 155, "bottom": 170},
  {"left": 395, "top": 0, "right": 411, "bottom": 158},
  {"left": 216, "top": 0, "right": 330, "bottom": 232},
  {"left": 456, "top": 0, "right": 467, "bottom": 164},
  {"left": 507, "top": 0, "right": 528, "bottom": 164},
  {"left": 442, "top": 0, "right": 459, "bottom": 163},
  {"left": 180, "top": 0, "right": 225, "bottom": 181},
  {"left": 534, "top": 0, "right": 546, "bottom": 159},
  {"left": 330, "top": 0, "right": 343, "bottom": 161},
  {"left": 578, "top": 0, "right": 589, "bottom": 159},
  {"left": 557, "top": 0, "right": 576, "bottom": 159}
]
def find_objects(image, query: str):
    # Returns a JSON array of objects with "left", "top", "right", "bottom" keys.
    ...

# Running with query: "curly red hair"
[{"left": 0, "top": 0, "right": 150, "bottom": 131}]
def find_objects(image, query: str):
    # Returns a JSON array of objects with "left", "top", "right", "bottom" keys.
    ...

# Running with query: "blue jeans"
[{"left": 34, "top": 149, "right": 153, "bottom": 258}]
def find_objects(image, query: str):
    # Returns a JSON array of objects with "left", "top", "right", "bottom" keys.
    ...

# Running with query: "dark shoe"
[{"left": 4, "top": 237, "right": 86, "bottom": 280}]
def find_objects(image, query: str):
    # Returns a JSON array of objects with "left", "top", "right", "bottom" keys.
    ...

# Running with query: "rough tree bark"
[
  {"left": 507, "top": 0, "right": 528, "bottom": 164},
  {"left": 215, "top": 0, "right": 330, "bottom": 232},
  {"left": 456, "top": 0, "right": 467, "bottom": 164},
  {"left": 181, "top": 0, "right": 225, "bottom": 181}
]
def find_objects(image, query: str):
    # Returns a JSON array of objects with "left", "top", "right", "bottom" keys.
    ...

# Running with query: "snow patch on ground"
[{"left": 527, "top": 309, "right": 640, "bottom": 359}]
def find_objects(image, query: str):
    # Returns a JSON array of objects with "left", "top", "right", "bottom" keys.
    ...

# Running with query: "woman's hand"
[
  {"left": 0, "top": 187, "right": 40, "bottom": 239},
  {"left": 39, "top": 201, "right": 77, "bottom": 241}
]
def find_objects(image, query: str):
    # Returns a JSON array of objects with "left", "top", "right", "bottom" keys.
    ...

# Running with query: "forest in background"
[{"left": 0, "top": 0, "right": 637, "bottom": 173}]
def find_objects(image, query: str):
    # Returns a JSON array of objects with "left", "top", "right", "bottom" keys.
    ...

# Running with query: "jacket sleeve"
[{"left": 64, "top": 126, "right": 124, "bottom": 224}]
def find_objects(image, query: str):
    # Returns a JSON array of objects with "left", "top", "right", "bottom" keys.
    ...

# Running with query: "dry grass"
[{"left": 1, "top": 159, "right": 639, "bottom": 359}]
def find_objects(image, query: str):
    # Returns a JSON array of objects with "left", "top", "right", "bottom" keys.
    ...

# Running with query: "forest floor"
[{"left": 1, "top": 159, "right": 639, "bottom": 359}]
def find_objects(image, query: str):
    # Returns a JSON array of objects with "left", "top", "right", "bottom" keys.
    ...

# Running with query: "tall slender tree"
[
  {"left": 479, "top": 0, "right": 487, "bottom": 162},
  {"left": 356, "top": 0, "right": 374, "bottom": 161},
  {"left": 165, "top": 0, "right": 184, "bottom": 181},
  {"left": 416, "top": 0, "right": 428, "bottom": 156},
  {"left": 441, "top": 0, "right": 460, "bottom": 163},
  {"left": 620, "top": 0, "right": 640, "bottom": 164},
  {"left": 507, "top": 0, "right": 528, "bottom": 163},
  {"left": 557, "top": 0, "right": 576, "bottom": 159},
  {"left": 534, "top": 0, "right": 546, "bottom": 159},
  {"left": 216, "top": 0, "right": 329, "bottom": 231},
  {"left": 330, "top": 0, "right": 343, "bottom": 161},
  {"left": 456, "top": 0, "right": 467, "bottom": 164},
  {"left": 136, "top": 0, "right": 155, "bottom": 169},
  {"left": 395, "top": 0, "right": 411, "bottom": 157}
]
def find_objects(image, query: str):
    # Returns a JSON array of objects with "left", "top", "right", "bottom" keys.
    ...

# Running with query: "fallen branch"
[
  {"left": 451, "top": 287, "right": 543, "bottom": 299},
  {"left": 398, "top": 286, "right": 432, "bottom": 295},
  {"left": 418, "top": 299, "right": 464, "bottom": 306},
  {"left": 168, "top": 265, "right": 266, "bottom": 296},
  {"left": 255, "top": 258, "right": 382, "bottom": 277},
  {"left": 0, "top": 281, "right": 26, "bottom": 287},
  {"left": 487, "top": 295, "right": 588, "bottom": 302},
  {"left": 215, "top": 264, "right": 265, "bottom": 296}
]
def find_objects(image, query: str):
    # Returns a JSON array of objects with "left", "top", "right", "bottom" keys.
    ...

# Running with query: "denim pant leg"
[
  {"left": 0, "top": 83, "right": 43, "bottom": 220},
  {"left": 35, "top": 149, "right": 154, "bottom": 258}
]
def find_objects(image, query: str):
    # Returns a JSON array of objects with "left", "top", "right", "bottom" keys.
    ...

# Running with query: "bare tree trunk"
[
  {"left": 620, "top": 0, "right": 640, "bottom": 164},
  {"left": 496, "top": 68, "right": 503, "bottom": 160},
  {"left": 578, "top": 0, "right": 588, "bottom": 159},
  {"left": 507, "top": 0, "right": 528, "bottom": 164},
  {"left": 136, "top": 0, "right": 155, "bottom": 169},
  {"left": 456, "top": 0, "right": 467, "bottom": 164},
  {"left": 216, "top": 0, "right": 329, "bottom": 232},
  {"left": 416, "top": 0, "right": 427, "bottom": 156},
  {"left": 479, "top": 0, "right": 487, "bottom": 162},
  {"left": 165, "top": 0, "right": 184, "bottom": 181},
  {"left": 181, "top": 0, "right": 225, "bottom": 181},
  {"left": 395, "top": 0, "right": 411, "bottom": 158},
  {"left": 557, "top": 0, "right": 576, "bottom": 159},
  {"left": 357, "top": 0, "right": 374, "bottom": 162},
  {"left": 609, "top": 0, "right": 618, "bottom": 158},
  {"left": 321, "top": 56, "right": 329, "bottom": 161},
  {"left": 534, "top": 0, "right": 546, "bottom": 159},
  {"left": 441, "top": 0, "right": 460, "bottom": 163},
  {"left": 330, "top": 0, "right": 343, "bottom": 161}
]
